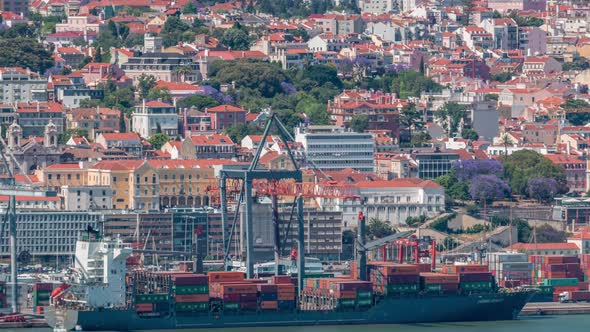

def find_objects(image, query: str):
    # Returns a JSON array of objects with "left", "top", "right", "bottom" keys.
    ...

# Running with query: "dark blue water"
[{"left": 8, "top": 315, "right": 590, "bottom": 332}]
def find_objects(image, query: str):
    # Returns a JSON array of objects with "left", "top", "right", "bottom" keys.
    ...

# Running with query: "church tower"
[
  {"left": 7, "top": 121, "right": 22, "bottom": 149},
  {"left": 44, "top": 121, "right": 58, "bottom": 148}
]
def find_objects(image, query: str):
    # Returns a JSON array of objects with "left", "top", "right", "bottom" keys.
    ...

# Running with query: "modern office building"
[
  {"left": 413, "top": 150, "right": 459, "bottom": 179},
  {"left": 0, "top": 211, "right": 101, "bottom": 262},
  {"left": 295, "top": 125, "right": 375, "bottom": 173}
]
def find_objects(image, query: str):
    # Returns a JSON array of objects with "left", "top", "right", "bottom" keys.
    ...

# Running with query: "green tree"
[
  {"left": 461, "top": 128, "right": 479, "bottom": 141},
  {"left": 462, "top": 0, "right": 475, "bottom": 26},
  {"left": 366, "top": 218, "right": 395, "bottom": 240},
  {"left": 562, "top": 99, "right": 590, "bottom": 125},
  {"left": 436, "top": 102, "right": 468, "bottom": 136},
  {"left": 492, "top": 72, "right": 513, "bottom": 83},
  {"left": 399, "top": 102, "right": 423, "bottom": 143},
  {"left": 501, "top": 150, "right": 567, "bottom": 197},
  {"left": 183, "top": 1, "right": 197, "bottom": 14},
  {"left": 138, "top": 74, "right": 157, "bottom": 99},
  {"left": 350, "top": 114, "right": 368, "bottom": 133},
  {"left": 209, "top": 60, "right": 286, "bottom": 98},
  {"left": 292, "top": 27, "right": 310, "bottom": 41},
  {"left": 435, "top": 174, "right": 470, "bottom": 201},
  {"left": 225, "top": 123, "right": 263, "bottom": 143},
  {"left": 563, "top": 54, "right": 590, "bottom": 71},
  {"left": 147, "top": 87, "right": 172, "bottom": 102},
  {"left": 220, "top": 27, "right": 252, "bottom": 50},
  {"left": 177, "top": 94, "right": 219, "bottom": 110},
  {"left": 295, "top": 96, "right": 330, "bottom": 125},
  {"left": 58, "top": 128, "right": 90, "bottom": 144},
  {"left": 0, "top": 38, "right": 54, "bottom": 74},
  {"left": 148, "top": 133, "right": 170, "bottom": 149}
]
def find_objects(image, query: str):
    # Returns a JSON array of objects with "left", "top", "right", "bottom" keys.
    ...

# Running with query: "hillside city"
[{"left": 0, "top": 0, "right": 589, "bottom": 272}]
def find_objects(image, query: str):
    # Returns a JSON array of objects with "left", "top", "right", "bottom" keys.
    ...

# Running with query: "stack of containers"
[
  {"left": 581, "top": 254, "right": 590, "bottom": 282},
  {"left": 487, "top": 253, "right": 532, "bottom": 286},
  {"left": 301, "top": 278, "right": 372, "bottom": 310},
  {"left": 530, "top": 255, "right": 585, "bottom": 283},
  {"left": 441, "top": 264, "right": 494, "bottom": 292},
  {"left": 0, "top": 281, "right": 5, "bottom": 308},
  {"left": 542, "top": 278, "right": 580, "bottom": 301},
  {"left": 171, "top": 274, "right": 209, "bottom": 313},
  {"left": 32, "top": 283, "right": 54, "bottom": 314},
  {"left": 368, "top": 263, "right": 420, "bottom": 296},
  {"left": 211, "top": 283, "right": 258, "bottom": 311},
  {"left": 275, "top": 283, "right": 296, "bottom": 310},
  {"left": 419, "top": 273, "right": 459, "bottom": 293},
  {"left": 257, "top": 284, "right": 278, "bottom": 311},
  {"left": 134, "top": 293, "right": 170, "bottom": 313}
]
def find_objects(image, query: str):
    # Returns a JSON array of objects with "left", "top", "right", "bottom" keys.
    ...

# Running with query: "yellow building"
[
  {"left": 35, "top": 163, "right": 88, "bottom": 189},
  {"left": 148, "top": 160, "right": 217, "bottom": 208},
  {"left": 87, "top": 160, "right": 159, "bottom": 211}
]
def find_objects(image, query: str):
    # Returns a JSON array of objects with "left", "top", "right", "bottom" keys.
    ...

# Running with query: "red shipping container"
[
  {"left": 257, "top": 284, "right": 277, "bottom": 293},
  {"left": 222, "top": 294, "right": 240, "bottom": 302},
  {"left": 571, "top": 291, "right": 590, "bottom": 301},
  {"left": 240, "top": 302, "right": 257, "bottom": 310},
  {"left": 33, "top": 283, "right": 54, "bottom": 291},
  {"left": 276, "top": 283, "right": 295, "bottom": 293},
  {"left": 458, "top": 272, "right": 492, "bottom": 282},
  {"left": 578, "top": 282, "right": 589, "bottom": 291},
  {"left": 420, "top": 273, "right": 458, "bottom": 284},
  {"left": 277, "top": 293, "right": 295, "bottom": 301},
  {"left": 175, "top": 294, "right": 209, "bottom": 303},
  {"left": 208, "top": 272, "right": 245, "bottom": 283},
  {"left": 135, "top": 303, "right": 153, "bottom": 312},
  {"left": 271, "top": 276, "right": 292, "bottom": 284},
  {"left": 260, "top": 301, "right": 278, "bottom": 309},
  {"left": 245, "top": 279, "right": 270, "bottom": 284},
  {"left": 220, "top": 283, "right": 258, "bottom": 295},
  {"left": 172, "top": 275, "right": 208, "bottom": 286}
]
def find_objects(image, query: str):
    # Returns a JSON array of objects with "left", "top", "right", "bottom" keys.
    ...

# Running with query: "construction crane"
[{"left": 0, "top": 130, "right": 55, "bottom": 313}]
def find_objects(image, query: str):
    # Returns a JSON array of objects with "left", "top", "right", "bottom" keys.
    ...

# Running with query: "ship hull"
[{"left": 46, "top": 291, "right": 533, "bottom": 331}]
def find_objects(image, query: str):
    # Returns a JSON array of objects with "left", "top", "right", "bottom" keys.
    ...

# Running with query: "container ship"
[{"left": 44, "top": 230, "right": 535, "bottom": 331}]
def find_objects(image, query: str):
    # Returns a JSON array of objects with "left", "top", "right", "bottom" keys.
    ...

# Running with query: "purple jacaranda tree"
[
  {"left": 454, "top": 159, "right": 503, "bottom": 182},
  {"left": 527, "top": 178, "right": 560, "bottom": 203},
  {"left": 468, "top": 175, "right": 511, "bottom": 203},
  {"left": 280, "top": 81, "right": 297, "bottom": 95}
]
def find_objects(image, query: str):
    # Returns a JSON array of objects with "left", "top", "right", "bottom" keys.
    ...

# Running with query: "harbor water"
[{"left": 6, "top": 315, "right": 590, "bottom": 332}]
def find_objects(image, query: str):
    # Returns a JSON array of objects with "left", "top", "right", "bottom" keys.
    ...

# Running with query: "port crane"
[{"left": 0, "top": 129, "right": 56, "bottom": 312}]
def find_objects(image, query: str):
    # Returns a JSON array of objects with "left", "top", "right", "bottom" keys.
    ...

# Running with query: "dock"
[{"left": 521, "top": 302, "right": 590, "bottom": 316}]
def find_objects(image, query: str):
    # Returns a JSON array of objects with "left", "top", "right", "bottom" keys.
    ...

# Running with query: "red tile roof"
[
  {"left": 207, "top": 105, "right": 245, "bottom": 113},
  {"left": 507, "top": 242, "right": 579, "bottom": 251},
  {"left": 188, "top": 134, "right": 234, "bottom": 145},
  {"left": 101, "top": 132, "right": 141, "bottom": 141}
]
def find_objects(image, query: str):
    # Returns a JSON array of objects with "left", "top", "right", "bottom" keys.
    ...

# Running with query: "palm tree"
[
  {"left": 500, "top": 133, "right": 512, "bottom": 156},
  {"left": 174, "top": 65, "right": 194, "bottom": 82}
]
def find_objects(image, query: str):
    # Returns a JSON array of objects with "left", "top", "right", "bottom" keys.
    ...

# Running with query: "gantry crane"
[{"left": 0, "top": 131, "right": 55, "bottom": 313}]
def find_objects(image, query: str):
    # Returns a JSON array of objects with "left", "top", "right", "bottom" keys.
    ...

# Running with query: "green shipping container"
[
  {"left": 173, "top": 285, "right": 209, "bottom": 295},
  {"left": 460, "top": 281, "right": 493, "bottom": 291},
  {"left": 337, "top": 299, "right": 356, "bottom": 307},
  {"left": 223, "top": 302, "right": 239, "bottom": 310},
  {"left": 423, "top": 284, "right": 442, "bottom": 292},
  {"left": 356, "top": 290, "right": 373, "bottom": 299},
  {"left": 385, "top": 284, "right": 419, "bottom": 294},
  {"left": 356, "top": 298, "right": 372, "bottom": 306},
  {"left": 135, "top": 294, "right": 170, "bottom": 303},
  {"left": 542, "top": 278, "right": 579, "bottom": 287},
  {"left": 175, "top": 302, "right": 209, "bottom": 312}
]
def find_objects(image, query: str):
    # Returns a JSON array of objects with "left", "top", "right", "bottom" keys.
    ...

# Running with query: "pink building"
[
  {"left": 487, "top": 0, "right": 546, "bottom": 13},
  {"left": 205, "top": 105, "right": 246, "bottom": 131}
]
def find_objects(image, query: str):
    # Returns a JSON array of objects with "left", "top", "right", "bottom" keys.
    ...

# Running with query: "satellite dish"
[{"left": 18, "top": 250, "right": 31, "bottom": 264}]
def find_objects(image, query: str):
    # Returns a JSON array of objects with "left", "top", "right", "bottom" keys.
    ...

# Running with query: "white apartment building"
[
  {"left": 0, "top": 68, "right": 47, "bottom": 103},
  {"left": 61, "top": 185, "right": 114, "bottom": 211},
  {"left": 132, "top": 100, "right": 179, "bottom": 138},
  {"left": 295, "top": 125, "right": 375, "bottom": 173},
  {"left": 316, "top": 178, "right": 445, "bottom": 229}
]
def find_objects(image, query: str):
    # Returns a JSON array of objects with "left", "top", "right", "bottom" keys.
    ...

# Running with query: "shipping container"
[
  {"left": 135, "top": 294, "right": 170, "bottom": 303},
  {"left": 542, "top": 278, "right": 579, "bottom": 287},
  {"left": 175, "top": 302, "right": 209, "bottom": 312},
  {"left": 208, "top": 272, "right": 245, "bottom": 283},
  {"left": 135, "top": 303, "right": 154, "bottom": 312},
  {"left": 175, "top": 294, "right": 209, "bottom": 303},
  {"left": 259, "top": 300, "right": 278, "bottom": 310},
  {"left": 173, "top": 285, "right": 209, "bottom": 294}
]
